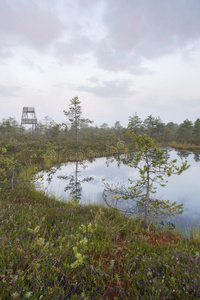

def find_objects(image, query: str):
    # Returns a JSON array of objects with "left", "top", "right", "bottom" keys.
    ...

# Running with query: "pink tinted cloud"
[
  {"left": 95, "top": 0, "right": 200, "bottom": 71},
  {"left": 0, "top": 0, "right": 65, "bottom": 50},
  {"left": 76, "top": 77, "right": 135, "bottom": 98}
]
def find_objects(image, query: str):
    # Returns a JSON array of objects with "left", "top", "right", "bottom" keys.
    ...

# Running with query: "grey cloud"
[
  {"left": 77, "top": 0, "right": 98, "bottom": 12},
  {"left": 94, "top": 0, "right": 200, "bottom": 72},
  {"left": 52, "top": 83, "right": 68, "bottom": 89},
  {"left": 1, "top": 0, "right": 200, "bottom": 74},
  {"left": 0, "top": 85, "right": 20, "bottom": 97},
  {"left": 55, "top": 35, "right": 93, "bottom": 64},
  {"left": 23, "top": 59, "right": 44, "bottom": 73},
  {"left": 76, "top": 78, "right": 135, "bottom": 98},
  {"left": 53, "top": 0, "right": 200, "bottom": 72},
  {"left": 0, "top": 39, "right": 13, "bottom": 63},
  {"left": 0, "top": 0, "right": 65, "bottom": 53},
  {"left": 95, "top": 40, "right": 149, "bottom": 74}
]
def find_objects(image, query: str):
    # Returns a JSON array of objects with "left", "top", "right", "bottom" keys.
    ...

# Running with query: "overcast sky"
[{"left": 1, "top": 0, "right": 200, "bottom": 127}]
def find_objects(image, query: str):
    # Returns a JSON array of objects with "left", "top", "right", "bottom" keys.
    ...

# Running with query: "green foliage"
[
  {"left": 128, "top": 112, "right": 143, "bottom": 135},
  {"left": 104, "top": 134, "right": 190, "bottom": 227},
  {"left": 177, "top": 119, "right": 193, "bottom": 143},
  {"left": 0, "top": 147, "right": 22, "bottom": 191},
  {"left": 193, "top": 118, "right": 200, "bottom": 144},
  {"left": 64, "top": 96, "right": 93, "bottom": 147}
]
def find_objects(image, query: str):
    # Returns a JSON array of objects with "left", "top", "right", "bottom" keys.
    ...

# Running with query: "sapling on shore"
[{"left": 103, "top": 133, "right": 190, "bottom": 227}]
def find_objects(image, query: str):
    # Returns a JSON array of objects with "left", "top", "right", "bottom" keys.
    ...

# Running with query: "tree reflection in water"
[
  {"left": 176, "top": 149, "right": 200, "bottom": 162},
  {"left": 193, "top": 151, "right": 200, "bottom": 162},
  {"left": 176, "top": 150, "right": 191, "bottom": 160},
  {"left": 57, "top": 161, "right": 94, "bottom": 202},
  {"left": 46, "top": 165, "right": 61, "bottom": 184}
]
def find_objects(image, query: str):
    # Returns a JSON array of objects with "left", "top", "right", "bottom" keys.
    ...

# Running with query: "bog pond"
[{"left": 37, "top": 148, "right": 200, "bottom": 233}]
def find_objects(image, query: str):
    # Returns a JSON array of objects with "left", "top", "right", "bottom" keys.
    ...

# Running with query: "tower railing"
[{"left": 21, "top": 107, "right": 37, "bottom": 131}]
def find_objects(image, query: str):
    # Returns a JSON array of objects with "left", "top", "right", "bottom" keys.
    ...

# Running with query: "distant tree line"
[
  {"left": 1, "top": 97, "right": 200, "bottom": 162},
  {"left": 127, "top": 113, "right": 200, "bottom": 145},
  {"left": 1, "top": 98, "right": 200, "bottom": 193},
  {"left": 1, "top": 112, "right": 200, "bottom": 146}
]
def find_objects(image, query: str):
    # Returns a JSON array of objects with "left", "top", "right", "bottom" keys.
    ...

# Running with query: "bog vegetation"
[{"left": 1, "top": 97, "right": 200, "bottom": 299}]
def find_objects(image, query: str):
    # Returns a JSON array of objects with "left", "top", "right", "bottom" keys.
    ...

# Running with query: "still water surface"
[{"left": 37, "top": 149, "right": 200, "bottom": 233}]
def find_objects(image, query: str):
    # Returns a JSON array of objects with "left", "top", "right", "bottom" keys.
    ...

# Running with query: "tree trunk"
[
  {"left": 75, "top": 117, "right": 78, "bottom": 147},
  {"left": 145, "top": 170, "right": 150, "bottom": 227}
]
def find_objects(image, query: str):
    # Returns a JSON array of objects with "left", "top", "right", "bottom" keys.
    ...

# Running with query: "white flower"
[{"left": 25, "top": 291, "right": 33, "bottom": 299}]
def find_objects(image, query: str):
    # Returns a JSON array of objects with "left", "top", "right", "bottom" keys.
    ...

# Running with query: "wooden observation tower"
[{"left": 21, "top": 107, "right": 37, "bottom": 131}]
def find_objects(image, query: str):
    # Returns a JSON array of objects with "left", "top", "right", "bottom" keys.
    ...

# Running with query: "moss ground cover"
[{"left": 1, "top": 187, "right": 200, "bottom": 299}]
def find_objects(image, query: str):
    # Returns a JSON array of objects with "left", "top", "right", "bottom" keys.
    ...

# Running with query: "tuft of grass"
[
  {"left": 189, "top": 224, "right": 200, "bottom": 244},
  {"left": 1, "top": 187, "right": 200, "bottom": 299}
]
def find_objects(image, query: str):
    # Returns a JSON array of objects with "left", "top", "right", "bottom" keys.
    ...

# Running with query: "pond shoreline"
[{"left": 36, "top": 148, "right": 200, "bottom": 234}]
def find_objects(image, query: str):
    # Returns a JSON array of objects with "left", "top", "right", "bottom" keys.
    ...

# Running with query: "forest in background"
[
  {"left": 1, "top": 109, "right": 200, "bottom": 193},
  {"left": 1, "top": 113, "right": 200, "bottom": 147},
  {"left": 1, "top": 112, "right": 200, "bottom": 143}
]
